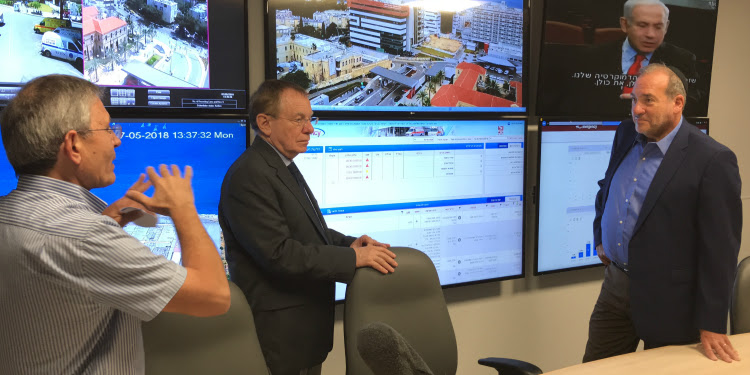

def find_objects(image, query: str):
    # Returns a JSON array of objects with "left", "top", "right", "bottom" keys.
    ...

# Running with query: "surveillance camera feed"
[
  {"left": 0, "top": 0, "right": 247, "bottom": 110},
  {"left": 268, "top": 0, "right": 526, "bottom": 112}
]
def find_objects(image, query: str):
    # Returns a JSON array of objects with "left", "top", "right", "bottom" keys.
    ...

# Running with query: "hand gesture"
[
  {"left": 125, "top": 165, "right": 196, "bottom": 217},
  {"left": 102, "top": 173, "right": 153, "bottom": 226}
]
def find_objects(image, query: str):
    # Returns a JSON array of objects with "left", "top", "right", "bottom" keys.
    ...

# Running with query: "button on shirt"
[
  {"left": 622, "top": 38, "right": 654, "bottom": 75},
  {"left": 601, "top": 120, "right": 682, "bottom": 266},
  {"left": 0, "top": 175, "right": 186, "bottom": 375}
]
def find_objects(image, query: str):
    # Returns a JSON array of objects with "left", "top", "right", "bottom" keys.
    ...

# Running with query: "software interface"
[
  {"left": 536, "top": 120, "right": 709, "bottom": 273},
  {"left": 294, "top": 119, "right": 526, "bottom": 299},
  {"left": 537, "top": 121, "right": 618, "bottom": 273},
  {"left": 0, "top": 132, "right": 15, "bottom": 196},
  {"left": 93, "top": 118, "right": 247, "bottom": 271}
]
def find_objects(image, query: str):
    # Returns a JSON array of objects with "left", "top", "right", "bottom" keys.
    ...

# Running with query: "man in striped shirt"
[{"left": 0, "top": 75, "right": 231, "bottom": 374}]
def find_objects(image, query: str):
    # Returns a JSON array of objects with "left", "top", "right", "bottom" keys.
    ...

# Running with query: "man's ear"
[
  {"left": 61, "top": 130, "right": 84, "bottom": 166},
  {"left": 256, "top": 114, "right": 273, "bottom": 138},
  {"left": 620, "top": 17, "right": 629, "bottom": 34},
  {"left": 673, "top": 94, "right": 685, "bottom": 114}
]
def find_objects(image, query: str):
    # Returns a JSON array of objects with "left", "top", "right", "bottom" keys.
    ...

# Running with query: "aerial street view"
[
  {"left": 81, "top": 0, "right": 209, "bottom": 88},
  {"left": 274, "top": 0, "right": 524, "bottom": 109}
]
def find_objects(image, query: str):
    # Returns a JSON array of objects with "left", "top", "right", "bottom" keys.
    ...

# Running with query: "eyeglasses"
[
  {"left": 81, "top": 123, "right": 123, "bottom": 138},
  {"left": 269, "top": 115, "right": 319, "bottom": 127}
]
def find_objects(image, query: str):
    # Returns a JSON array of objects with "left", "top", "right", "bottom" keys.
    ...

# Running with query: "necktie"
[
  {"left": 288, "top": 162, "right": 328, "bottom": 242},
  {"left": 622, "top": 54, "right": 646, "bottom": 95}
]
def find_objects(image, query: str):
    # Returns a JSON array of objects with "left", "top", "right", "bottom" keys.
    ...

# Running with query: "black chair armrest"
[{"left": 478, "top": 357, "right": 543, "bottom": 375}]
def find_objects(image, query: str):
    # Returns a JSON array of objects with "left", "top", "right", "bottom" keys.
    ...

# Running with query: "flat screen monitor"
[
  {"left": 0, "top": 0, "right": 247, "bottom": 111},
  {"left": 536, "top": 0, "right": 718, "bottom": 118},
  {"left": 266, "top": 0, "right": 527, "bottom": 113},
  {"left": 0, "top": 130, "right": 14, "bottom": 197},
  {"left": 1, "top": 117, "right": 247, "bottom": 271},
  {"left": 535, "top": 118, "right": 709, "bottom": 275},
  {"left": 97, "top": 116, "right": 248, "bottom": 269},
  {"left": 294, "top": 118, "right": 526, "bottom": 300}
]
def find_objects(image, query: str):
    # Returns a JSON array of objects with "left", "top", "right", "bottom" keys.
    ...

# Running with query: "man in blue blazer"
[
  {"left": 219, "top": 80, "right": 397, "bottom": 375},
  {"left": 584, "top": 63, "right": 742, "bottom": 363}
]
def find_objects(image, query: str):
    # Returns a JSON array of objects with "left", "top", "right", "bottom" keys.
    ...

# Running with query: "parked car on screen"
[
  {"left": 41, "top": 31, "right": 84, "bottom": 71},
  {"left": 35, "top": 18, "right": 72, "bottom": 34},
  {"left": 53, "top": 27, "right": 83, "bottom": 42}
]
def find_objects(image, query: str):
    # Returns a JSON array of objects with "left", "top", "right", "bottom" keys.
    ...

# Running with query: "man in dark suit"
[
  {"left": 584, "top": 64, "right": 741, "bottom": 363},
  {"left": 219, "top": 80, "right": 398, "bottom": 375}
]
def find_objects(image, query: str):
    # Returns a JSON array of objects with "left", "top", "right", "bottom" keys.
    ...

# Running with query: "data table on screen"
[{"left": 293, "top": 119, "right": 526, "bottom": 300}]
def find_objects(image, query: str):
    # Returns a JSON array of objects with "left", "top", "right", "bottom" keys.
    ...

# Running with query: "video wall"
[
  {"left": 0, "top": 0, "right": 247, "bottom": 111},
  {"left": 0, "top": 0, "right": 725, "bottom": 289},
  {"left": 266, "top": 0, "right": 527, "bottom": 113}
]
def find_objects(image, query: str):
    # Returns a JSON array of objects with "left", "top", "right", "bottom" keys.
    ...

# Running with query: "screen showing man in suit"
[
  {"left": 537, "top": 0, "right": 717, "bottom": 117},
  {"left": 584, "top": 64, "right": 741, "bottom": 363},
  {"left": 218, "top": 80, "right": 398, "bottom": 375}
]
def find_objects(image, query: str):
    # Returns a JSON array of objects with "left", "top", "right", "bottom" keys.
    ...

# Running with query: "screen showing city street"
[
  {"left": 81, "top": 0, "right": 209, "bottom": 88},
  {"left": 0, "top": 0, "right": 85, "bottom": 84},
  {"left": 269, "top": 0, "right": 525, "bottom": 112}
]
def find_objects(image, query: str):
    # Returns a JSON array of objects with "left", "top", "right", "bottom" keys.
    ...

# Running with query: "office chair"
[
  {"left": 731, "top": 256, "right": 750, "bottom": 334},
  {"left": 544, "top": 21, "right": 585, "bottom": 45},
  {"left": 592, "top": 28, "right": 626, "bottom": 45},
  {"left": 142, "top": 281, "right": 269, "bottom": 375},
  {"left": 344, "top": 247, "right": 542, "bottom": 375}
]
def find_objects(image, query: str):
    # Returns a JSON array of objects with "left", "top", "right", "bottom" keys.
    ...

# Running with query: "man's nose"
[{"left": 302, "top": 120, "right": 314, "bottom": 134}]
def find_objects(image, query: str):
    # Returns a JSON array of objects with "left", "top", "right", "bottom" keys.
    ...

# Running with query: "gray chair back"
[
  {"left": 344, "top": 247, "right": 457, "bottom": 375},
  {"left": 731, "top": 256, "right": 750, "bottom": 334},
  {"left": 142, "top": 281, "right": 269, "bottom": 375}
]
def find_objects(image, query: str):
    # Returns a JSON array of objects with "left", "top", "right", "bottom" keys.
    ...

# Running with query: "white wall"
[{"left": 246, "top": 0, "right": 750, "bottom": 373}]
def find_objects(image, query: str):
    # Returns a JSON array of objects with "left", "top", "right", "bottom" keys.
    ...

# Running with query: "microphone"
[{"left": 356, "top": 322, "right": 433, "bottom": 375}]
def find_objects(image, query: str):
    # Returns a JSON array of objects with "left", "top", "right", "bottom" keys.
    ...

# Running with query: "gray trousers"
[
  {"left": 583, "top": 264, "right": 698, "bottom": 362},
  {"left": 583, "top": 264, "right": 640, "bottom": 362}
]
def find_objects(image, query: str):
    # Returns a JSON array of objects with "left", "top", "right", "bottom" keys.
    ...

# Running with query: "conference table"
[{"left": 545, "top": 333, "right": 750, "bottom": 374}]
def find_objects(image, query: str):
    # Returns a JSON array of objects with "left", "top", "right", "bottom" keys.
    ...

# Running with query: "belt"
[{"left": 611, "top": 260, "right": 630, "bottom": 276}]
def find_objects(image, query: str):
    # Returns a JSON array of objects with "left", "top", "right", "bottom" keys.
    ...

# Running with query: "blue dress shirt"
[{"left": 601, "top": 118, "right": 683, "bottom": 266}]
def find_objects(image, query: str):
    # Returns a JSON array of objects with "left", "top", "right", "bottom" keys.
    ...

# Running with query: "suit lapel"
[
  {"left": 632, "top": 121, "right": 690, "bottom": 235},
  {"left": 253, "top": 137, "right": 330, "bottom": 243}
]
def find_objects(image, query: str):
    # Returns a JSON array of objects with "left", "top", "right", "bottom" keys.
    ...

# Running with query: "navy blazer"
[
  {"left": 219, "top": 136, "right": 357, "bottom": 374},
  {"left": 593, "top": 119, "right": 741, "bottom": 343}
]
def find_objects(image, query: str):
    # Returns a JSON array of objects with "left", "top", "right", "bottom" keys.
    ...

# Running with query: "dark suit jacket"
[
  {"left": 219, "top": 136, "right": 356, "bottom": 375},
  {"left": 593, "top": 119, "right": 741, "bottom": 343},
  {"left": 539, "top": 40, "right": 701, "bottom": 117}
]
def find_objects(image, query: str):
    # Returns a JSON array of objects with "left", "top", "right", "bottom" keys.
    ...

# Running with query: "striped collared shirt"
[{"left": 0, "top": 175, "right": 187, "bottom": 375}]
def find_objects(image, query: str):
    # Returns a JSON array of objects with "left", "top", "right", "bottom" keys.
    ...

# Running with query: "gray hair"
[
  {"left": 249, "top": 79, "right": 308, "bottom": 131},
  {"left": 624, "top": 0, "right": 669, "bottom": 23},
  {"left": 640, "top": 63, "right": 687, "bottom": 101},
  {"left": 0, "top": 75, "right": 102, "bottom": 175}
]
